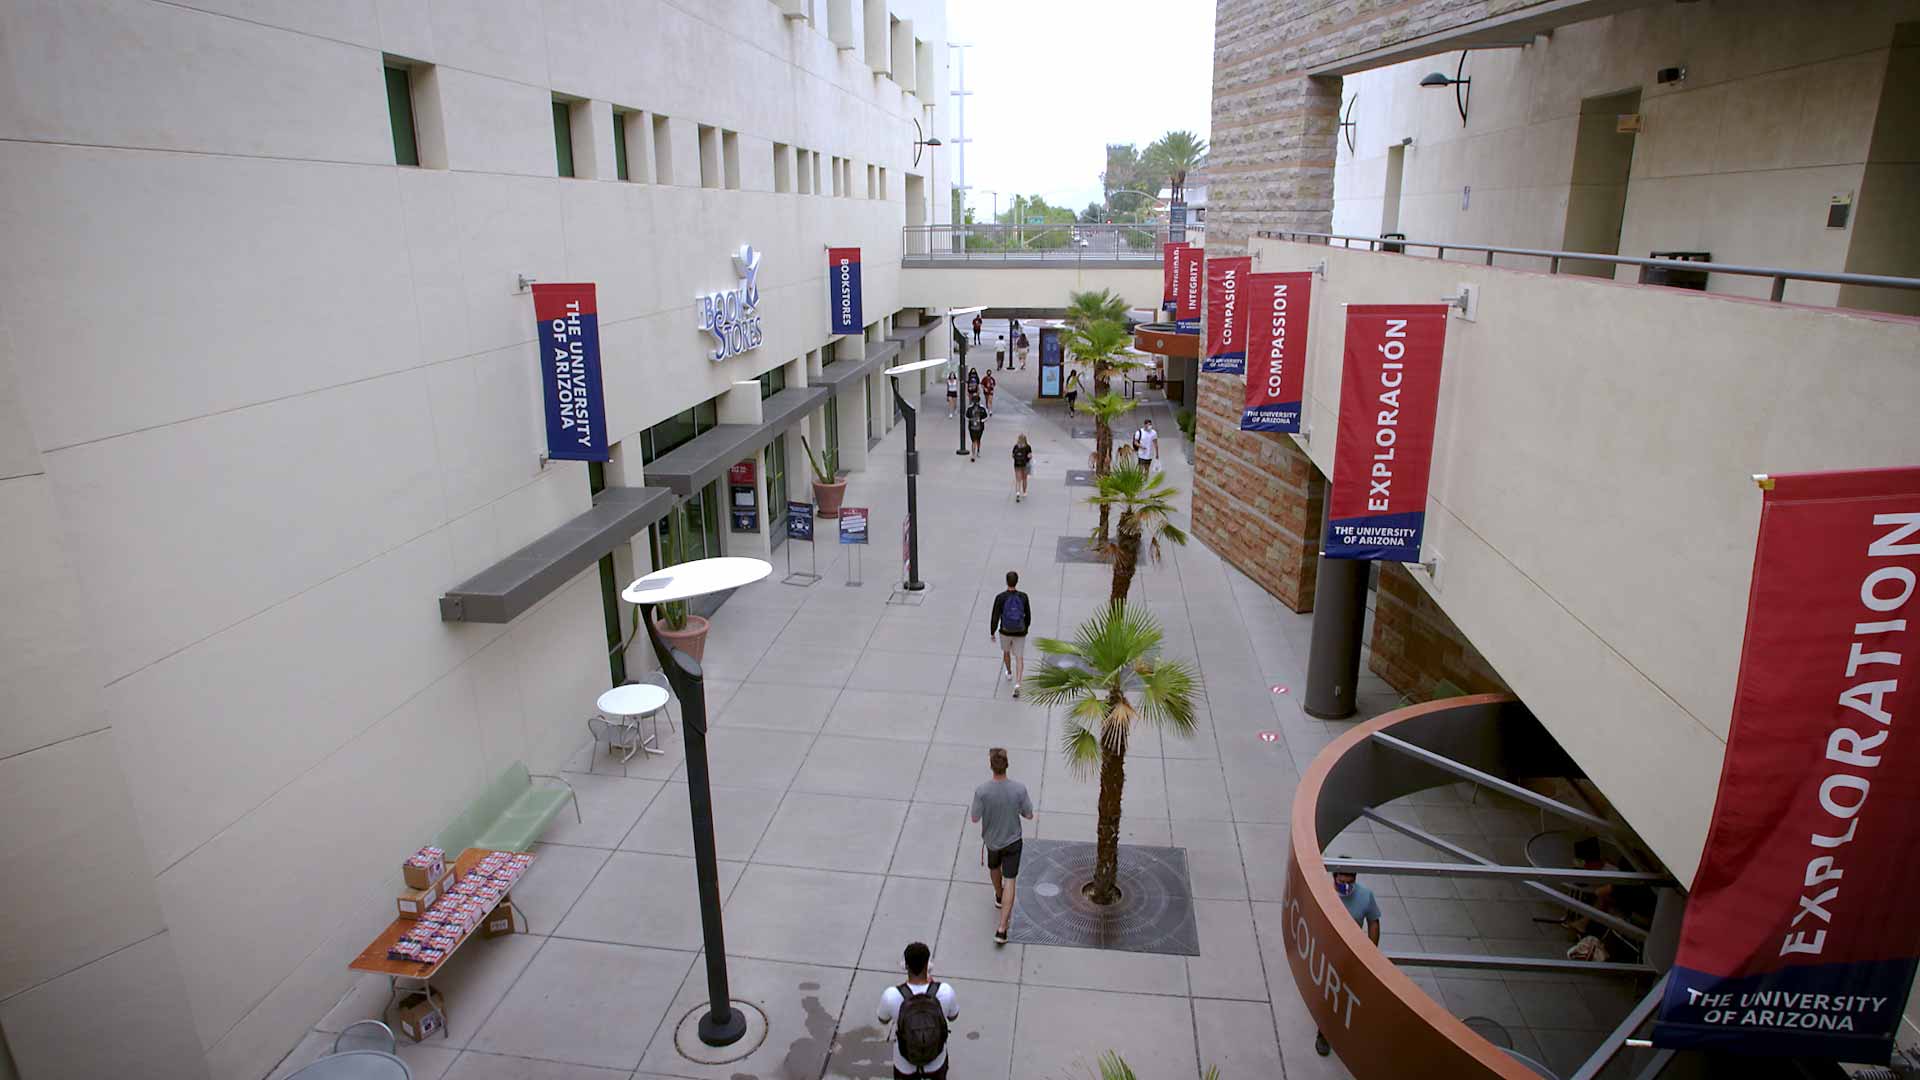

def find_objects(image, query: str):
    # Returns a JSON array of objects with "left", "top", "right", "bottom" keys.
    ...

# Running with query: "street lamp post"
[
  {"left": 884, "top": 357, "right": 946, "bottom": 592},
  {"left": 622, "top": 557, "right": 772, "bottom": 1047},
  {"left": 947, "top": 305, "right": 985, "bottom": 457}
]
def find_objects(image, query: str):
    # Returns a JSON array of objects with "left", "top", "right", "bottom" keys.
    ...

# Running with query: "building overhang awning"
[
  {"left": 438, "top": 485, "right": 676, "bottom": 623},
  {"left": 816, "top": 339, "right": 902, "bottom": 391},
  {"left": 643, "top": 384, "right": 829, "bottom": 496}
]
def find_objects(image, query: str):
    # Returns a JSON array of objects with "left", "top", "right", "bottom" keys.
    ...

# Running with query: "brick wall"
[
  {"left": 1194, "top": 0, "right": 1574, "bottom": 610},
  {"left": 1368, "top": 562, "right": 1509, "bottom": 699}
]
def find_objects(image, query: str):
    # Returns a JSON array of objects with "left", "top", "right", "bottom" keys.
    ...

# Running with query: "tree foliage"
[{"left": 1143, "top": 130, "right": 1208, "bottom": 203}]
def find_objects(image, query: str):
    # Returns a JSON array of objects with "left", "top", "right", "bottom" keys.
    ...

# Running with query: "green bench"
[{"left": 433, "top": 762, "right": 580, "bottom": 855}]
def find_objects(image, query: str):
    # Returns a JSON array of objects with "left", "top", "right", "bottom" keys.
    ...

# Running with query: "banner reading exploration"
[
  {"left": 1651, "top": 468, "right": 1920, "bottom": 1060},
  {"left": 828, "top": 247, "right": 863, "bottom": 334},
  {"left": 532, "top": 283, "right": 609, "bottom": 463},
  {"left": 1176, "top": 245, "right": 1203, "bottom": 332},
  {"left": 1203, "top": 256, "right": 1252, "bottom": 375},
  {"left": 1162, "top": 243, "right": 1181, "bottom": 313},
  {"left": 1326, "top": 305, "right": 1448, "bottom": 561},
  {"left": 1238, "top": 272, "right": 1312, "bottom": 432}
]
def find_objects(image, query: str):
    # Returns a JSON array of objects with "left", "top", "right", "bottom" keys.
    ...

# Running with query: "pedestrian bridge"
[{"left": 898, "top": 226, "right": 1167, "bottom": 313}]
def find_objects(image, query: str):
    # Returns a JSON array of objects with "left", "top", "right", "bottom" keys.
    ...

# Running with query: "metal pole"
[
  {"left": 890, "top": 376, "right": 925, "bottom": 590},
  {"left": 955, "top": 334, "right": 971, "bottom": 456},
  {"left": 638, "top": 605, "right": 745, "bottom": 1047},
  {"left": 1303, "top": 491, "right": 1370, "bottom": 719}
]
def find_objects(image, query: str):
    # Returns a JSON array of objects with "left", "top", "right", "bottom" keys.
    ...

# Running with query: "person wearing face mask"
[{"left": 1316, "top": 870, "right": 1382, "bottom": 1057}]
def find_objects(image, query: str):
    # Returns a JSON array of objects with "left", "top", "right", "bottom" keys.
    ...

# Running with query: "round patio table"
[
  {"left": 284, "top": 1050, "right": 411, "bottom": 1079},
  {"left": 597, "top": 683, "right": 670, "bottom": 759}
]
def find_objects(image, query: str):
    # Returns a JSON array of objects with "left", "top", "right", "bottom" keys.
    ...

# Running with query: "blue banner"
[
  {"left": 532, "top": 283, "right": 609, "bottom": 462},
  {"left": 828, "top": 247, "right": 863, "bottom": 335},
  {"left": 787, "top": 501, "right": 814, "bottom": 541}
]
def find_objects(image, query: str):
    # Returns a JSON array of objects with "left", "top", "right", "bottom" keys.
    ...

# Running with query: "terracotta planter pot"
[
  {"left": 653, "top": 613, "right": 710, "bottom": 663},
  {"left": 813, "top": 479, "right": 848, "bottom": 518}
]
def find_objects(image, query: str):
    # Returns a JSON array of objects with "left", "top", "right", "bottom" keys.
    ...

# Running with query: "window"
[
  {"left": 795, "top": 148, "right": 812, "bottom": 194},
  {"left": 552, "top": 99, "right": 575, "bottom": 177},
  {"left": 649, "top": 484, "right": 722, "bottom": 571},
  {"left": 652, "top": 114, "right": 673, "bottom": 184},
  {"left": 384, "top": 65, "right": 419, "bottom": 166},
  {"left": 757, "top": 365, "right": 788, "bottom": 399},
  {"left": 821, "top": 340, "right": 838, "bottom": 366},
  {"left": 613, "top": 109, "right": 631, "bottom": 181},
  {"left": 879, "top": 167, "right": 888, "bottom": 200},
  {"left": 765, "top": 435, "right": 788, "bottom": 538},
  {"left": 773, "top": 142, "right": 792, "bottom": 193},
  {"left": 812, "top": 152, "right": 824, "bottom": 196},
  {"left": 823, "top": 394, "right": 840, "bottom": 475},
  {"left": 722, "top": 130, "right": 741, "bottom": 190},
  {"left": 866, "top": 164, "right": 876, "bottom": 199},
  {"left": 639, "top": 397, "right": 721, "bottom": 464},
  {"left": 698, "top": 124, "right": 720, "bottom": 189}
]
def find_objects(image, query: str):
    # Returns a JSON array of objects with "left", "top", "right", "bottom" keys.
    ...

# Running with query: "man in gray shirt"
[{"left": 969, "top": 747, "right": 1034, "bottom": 945}]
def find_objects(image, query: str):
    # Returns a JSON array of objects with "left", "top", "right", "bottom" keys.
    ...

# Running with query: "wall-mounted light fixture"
[
  {"left": 1338, "top": 95, "right": 1358, "bottom": 154},
  {"left": 1420, "top": 51, "right": 1472, "bottom": 126},
  {"left": 912, "top": 118, "right": 942, "bottom": 168}
]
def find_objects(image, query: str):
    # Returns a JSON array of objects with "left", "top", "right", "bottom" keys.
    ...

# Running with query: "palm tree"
[
  {"left": 1090, "top": 464, "right": 1188, "bottom": 606},
  {"left": 1026, "top": 604, "right": 1201, "bottom": 905},
  {"left": 1064, "top": 288, "right": 1130, "bottom": 331},
  {"left": 1143, "top": 130, "right": 1208, "bottom": 204},
  {"left": 1061, "top": 319, "right": 1140, "bottom": 544}
]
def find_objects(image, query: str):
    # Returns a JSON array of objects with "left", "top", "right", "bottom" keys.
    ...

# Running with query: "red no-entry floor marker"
[
  {"left": 1270, "top": 684, "right": 1289, "bottom": 695},
  {"left": 1258, "top": 731, "right": 1281, "bottom": 744}
]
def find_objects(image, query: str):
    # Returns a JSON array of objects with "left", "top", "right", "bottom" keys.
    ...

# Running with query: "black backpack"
[
  {"left": 896, "top": 982, "right": 948, "bottom": 1066},
  {"left": 1000, "top": 591, "right": 1029, "bottom": 634}
]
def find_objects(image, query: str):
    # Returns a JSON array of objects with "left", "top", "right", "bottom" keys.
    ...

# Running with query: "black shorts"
[{"left": 987, "top": 839, "right": 1023, "bottom": 878}]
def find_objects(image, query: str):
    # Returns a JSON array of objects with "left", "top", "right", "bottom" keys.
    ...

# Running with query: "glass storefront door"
[
  {"left": 823, "top": 395, "right": 840, "bottom": 476},
  {"left": 765, "top": 434, "right": 788, "bottom": 544}
]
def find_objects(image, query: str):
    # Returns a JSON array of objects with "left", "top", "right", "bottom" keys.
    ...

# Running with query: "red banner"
[
  {"left": 1203, "top": 256, "right": 1252, "bottom": 375},
  {"left": 1175, "top": 245, "right": 1203, "bottom": 327},
  {"left": 1653, "top": 468, "right": 1920, "bottom": 1059},
  {"left": 1326, "top": 305, "right": 1448, "bottom": 562},
  {"left": 1162, "top": 243, "right": 1179, "bottom": 311},
  {"left": 1237, "top": 272, "right": 1312, "bottom": 433}
]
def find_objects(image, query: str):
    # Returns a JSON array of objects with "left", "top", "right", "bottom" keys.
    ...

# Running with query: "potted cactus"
[
  {"left": 649, "top": 507, "right": 710, "bottom": 661},
  {"left": 800, "top": 434, "right": 846, "bottom": 517}
]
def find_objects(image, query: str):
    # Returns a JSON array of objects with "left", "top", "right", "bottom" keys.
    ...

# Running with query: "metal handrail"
[
  {"left": 902, "top": 223, "right": 1170, "bottom": 264},
  {"left": 1261, "top": 229, "right": 1920, "bottom": 304}
]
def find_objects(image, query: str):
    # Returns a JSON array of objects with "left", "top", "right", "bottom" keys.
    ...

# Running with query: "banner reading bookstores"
[
  {"left": 1162, "top": 243, "right": 1182, "bottom": 313},
  {"left": 1175, "top": 245, "right": 1204, "bottom": 331},
  {"left": 532, "top": 283, "right": 609, "bottom": 463},
  {"left": 1203, "top": 256, "right": 1252, "bottom": 375},
  {"left": 1326, "top": 305, "right": 1448, "bottom": 561},
  {"left": 1238, "top": 272, "right": 1313, "bottom": 432},
  {"left": 1651, "top": 467, "right": 1920, "bottom": 1060},
  {"left": 827, "top": 247, "right": 863, "bottom": 335}
]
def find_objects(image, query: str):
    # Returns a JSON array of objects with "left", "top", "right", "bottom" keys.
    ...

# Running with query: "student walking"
[
  {"left": 994, "top": 333, "right": 1006, "bottom": 371},
  {"left": 988, "top": 570, "right": 1031, "bottom": 695},
  {"left": 1063, "top": 368, "right": 1082, "bottom": 415},
  {"left": 945, "top": 372, "right": 959, "bottom": 417},
  {"left": 971, "top": 748, "right": 1034, "bottom": 944},
  {"left": 981, "top": 369, "right": 997, "bottom": 414},
  {"left": 1133, "top": 417, "right": 1159, "bottom": 476},
  {"left": 965, "top": 394, "right": 988, "bottom": 461},
  {"left": 1315, "top": 869, "right": 1382, "bottom": 1057},
  {"left": 971, "top": 314, "right": 982, "bottom": 345},
  {"left": 877, "top": 941, "right": 959, "bottom": 1079},
  {"left": 1011, "top": 435, "right": 1031, "bottom": 502},
  {"left": 1016, "top": 331, "right": 1030, "bottom": 369}
]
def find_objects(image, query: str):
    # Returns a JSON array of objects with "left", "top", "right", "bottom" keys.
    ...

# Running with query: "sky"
[{"left": 943, "top": 0, "right": 1217, "bottom": 219}]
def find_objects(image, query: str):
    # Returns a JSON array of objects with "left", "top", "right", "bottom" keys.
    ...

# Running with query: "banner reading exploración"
[
  {"left": 1325, "top": 304, "right": 1447, "bottom": 562},
  {"left": 532, "top": 283, "right": 608, "bottom": 463},
  {"left": 1652, "top": 467, "right": 1920, "bottom": 1061}
]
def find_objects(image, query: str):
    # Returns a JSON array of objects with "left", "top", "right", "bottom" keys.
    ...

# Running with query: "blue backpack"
[{"left": 1001, "top": 591, "right": 1028, "bottom": 634}]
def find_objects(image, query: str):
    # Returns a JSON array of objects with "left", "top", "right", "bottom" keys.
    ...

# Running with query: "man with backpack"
[
  {"left": 988, "top": 570, "right": 1031, "bottom": 696},
  {"left": 877, "top": 941, "right": 959, "bottom": 1078}
]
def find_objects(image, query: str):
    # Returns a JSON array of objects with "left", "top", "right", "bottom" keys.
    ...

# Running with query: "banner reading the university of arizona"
[
  {"left": 1175, "top": 245, "right": 1204, "bottom": 332},
  {"left": 1162, "top": 243, "right": 1181, "bottom": 314},
  {"left": 1651, "top": 468, "right": 1920, "bottom": 1061},
  {"left": 1325, "top": 304, "right": 1448, "bottom": 561},
  {"left": 1203, "top": 256, "right": 1252, "bottom": 375},
  {"left": 1238, "top": 272, "right": 1313, "bottom": 433},
  {"left": 827, "top": 247, "right": 863, "bottom": 334},
  {"left": 532, "top": 283, "right": 609, "bottom": 462}
]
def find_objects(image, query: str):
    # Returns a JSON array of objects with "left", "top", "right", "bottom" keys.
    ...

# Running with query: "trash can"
[{"left": 1639, "top": 251, "right": 1711, "bottom": 291}]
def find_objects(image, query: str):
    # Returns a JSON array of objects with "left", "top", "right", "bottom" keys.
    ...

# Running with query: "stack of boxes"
[{"left": 386, "top": 849, "right": 534, "bottom": 966}]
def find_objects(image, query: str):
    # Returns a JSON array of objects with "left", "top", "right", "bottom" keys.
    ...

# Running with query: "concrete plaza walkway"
[{"left": 272, "top": 364, "right": 1588, "bottom": 1079}]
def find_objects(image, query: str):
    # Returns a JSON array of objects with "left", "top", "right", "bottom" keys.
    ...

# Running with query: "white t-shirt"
[
  {"left": 878, "top": 979, "right": 960, "bottom": 1073},
  {"left": 1135, "top": 427, "right": 1159, "bottom": 461}
]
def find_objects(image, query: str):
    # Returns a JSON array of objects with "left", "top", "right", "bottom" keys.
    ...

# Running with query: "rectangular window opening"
[
  {"left": 773, "top": 142, "right": 793, "bottom": 193},
  {"left": 385, "top": 64, "right": 420, "bottom": 166},
  {"left": 723, "top": 129, "right": 741, "bottom": 190},
  {"left": 652, "top": 114, "right": 673, "bottom": 184},
  {"left": 552, "top": 99, "right": 576, "bottom": 178},
  {"left": 613, "top": 109, "right": 631, "bottom": 181},
  {"left": 698, "top": 124, "right": 720, "bottom": 189}
]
